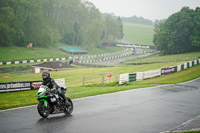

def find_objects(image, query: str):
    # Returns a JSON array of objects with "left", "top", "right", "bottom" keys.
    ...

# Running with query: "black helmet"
[{"left": 42, "top": 71, "right": 50, "bottom": 81}]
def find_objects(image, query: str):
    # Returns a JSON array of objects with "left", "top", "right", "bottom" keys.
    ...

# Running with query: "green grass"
[
  {"left": 0, "top": 47, "right": 69, "bottom": 62},
  {"left": 0, "top": 84, "right": 152, "bottom": 110},
  {"left": 0, "top": 45, "right": 125, "bottom": 62},
  {"left": 0, "top": 52, "right": 200, "bottom": 110},
  {"left": 0, "top": 62, "right": 189, "bottom": 85},
  {"left": 87, "top": 46, "right": 124, "bottom": 55},
  {"left": 0, "top": 64, "right": 199, "bottom": 110},
  {"left": 171, "top": 131, "right": 200, "bottom": 133},
  {"left": 123, "top": 23, "right": 154, "bottom": 45},
  {"left": 0, "top": 52, "right": 199, "bottom": 86},
  {"left": 124, "top": 52, "right": 200, "bottom": 64}
]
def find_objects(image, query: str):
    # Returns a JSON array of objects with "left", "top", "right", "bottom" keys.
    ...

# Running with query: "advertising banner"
[
  {"left": 161, "top": 66, "right": 177, "bottom": 75},
  {"left": 129, "top": 73, "right": 136, "bottom": 82},
  {"left": 161, "top": 67, "right": 173, "bottom": 75},
  {"left": 0, "top": 82, "right": 31, "bottom": 90}
]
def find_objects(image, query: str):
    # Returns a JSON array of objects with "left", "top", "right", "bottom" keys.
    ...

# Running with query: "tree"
[
  {"left": 118, "top": 17, "right": 124, "bottom": 39},
  {"left": 190, "top": 7, "right": 200, "bottom": 47},
  {"left": 0, "top": 0, "right": 123, "bottom": 47},
  {"left": 0, "top": 6, "right": 15, "bottom": 46},
  {"left": 153, "top": 7, "right": 200, "bottom": 54}
]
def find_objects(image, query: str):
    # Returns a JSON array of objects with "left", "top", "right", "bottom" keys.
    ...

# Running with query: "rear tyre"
[
  {"left": 37, "top": 101, "right": 50, "bottom": 118},
  {"left": 64, "top": 97, "right": 73, "bottom": 115}
]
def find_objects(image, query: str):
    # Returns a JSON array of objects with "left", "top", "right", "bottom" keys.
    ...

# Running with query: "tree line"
[
  {"left": 121, "top": 16, "right": 153, "bottom": 26},
  {"left": 153, "top": 7, "right": 200, "bottom": 54},
  {"left": 0, "top": 0, "right": 123, "bottom": 48}
]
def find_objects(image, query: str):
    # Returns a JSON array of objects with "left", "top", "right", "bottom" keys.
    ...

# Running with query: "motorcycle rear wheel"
[{"left": 37, "top": 101, "right": 50, "bottom": 118}]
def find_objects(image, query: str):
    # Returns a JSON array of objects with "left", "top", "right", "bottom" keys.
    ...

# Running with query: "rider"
[{"left": 42, "top": 71, "right": 68, "bottom": 107}]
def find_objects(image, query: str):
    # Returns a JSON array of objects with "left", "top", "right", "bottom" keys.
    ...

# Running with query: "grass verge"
[{"left": 0, "top": 84, "right": 152, "bottom": 110}]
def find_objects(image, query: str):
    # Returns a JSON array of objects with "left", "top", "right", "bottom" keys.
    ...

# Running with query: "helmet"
[{"left": 42, "top": 71, "right": 50, "bottom": 81}]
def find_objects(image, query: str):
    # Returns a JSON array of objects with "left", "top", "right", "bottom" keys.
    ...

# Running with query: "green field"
[
  {"left": 0, "top": 62, "right": 199, "bottom": 110},
  {"left": 0, "top": 52, "right": 200, "bottom": 86},
  {"left": 123, "top": 23, "right": 154, "bottom": 45},
  {"left": 123, "top": 52, "right": 200, "bottom": 65},
  {"left": 0, "top": 23, "right": 154, "bottom": 62},
  {"left": 0, "top": 45, "right": 124, "bottom": 62}
]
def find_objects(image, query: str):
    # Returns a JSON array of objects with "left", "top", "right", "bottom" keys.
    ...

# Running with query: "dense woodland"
[
  {"left": 153, "top": 7, "right": 200, "bottom": 54},
  {"left": 0, "top": 0, "right": 123, "bottom": 48}
]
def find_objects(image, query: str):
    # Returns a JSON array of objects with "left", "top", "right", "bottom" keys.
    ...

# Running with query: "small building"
[{"left": 32, "top": 62, "right": 74, "bottom": 73}]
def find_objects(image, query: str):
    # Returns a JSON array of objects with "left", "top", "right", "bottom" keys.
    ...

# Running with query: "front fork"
[{"left": 39, "top": 99, "right": 48, "bottom": 107}]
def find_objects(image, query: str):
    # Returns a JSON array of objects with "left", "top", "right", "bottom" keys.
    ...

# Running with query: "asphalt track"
[{"left": 0, "top": 78, "right": 200, "bottom": 133}]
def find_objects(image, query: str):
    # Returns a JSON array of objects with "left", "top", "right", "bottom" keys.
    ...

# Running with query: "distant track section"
[{"left": 103, "top": 42, "right": 156, "bottom": 50}]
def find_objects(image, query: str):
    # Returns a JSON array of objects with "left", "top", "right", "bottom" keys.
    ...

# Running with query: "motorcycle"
[{"left": 36, "top": 85, "right": 73, "bottom": 118}]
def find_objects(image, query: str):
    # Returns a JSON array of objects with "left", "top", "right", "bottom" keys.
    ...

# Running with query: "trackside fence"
[{"left": 119, "top": 59, "right": 200, "bottom": 84}]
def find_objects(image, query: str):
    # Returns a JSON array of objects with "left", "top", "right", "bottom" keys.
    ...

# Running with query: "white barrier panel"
[
  {"left": 136, "top": 72, "right": 144, "bottom": 81},
  {"left": 177, "top": 65, "right": 181, "bottom": 72},
  {"left": 23, "top": 60, "right": 27, "bottom": 63},
  {"left": 120, "top": 73, "right": 129, "bottom": 81},
  {"left": 15, "top": 61, "right": 19, "bottom": 64},
  {"left": 6, "top": 62, "right": 11, "bottom": 65},
  {"left": 184, "top": 63, "right": 187, "bottom": 69},
  {"left": 194, "top": 60, "right": 197, "bottom": 65},
  {"left": 55, "top": 78, "right": 65, "bottom": 87},
  {"left": 119, "top": 73, "right": 129, "bottom": 84},
  {"left": 189, "top": 61, "right": 192, "bottom": 67},
  {"left": 143, "top": 69, "right": 161, "bottom": 79}
]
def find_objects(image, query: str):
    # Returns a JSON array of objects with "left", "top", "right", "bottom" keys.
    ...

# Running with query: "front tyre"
[
  {"left": 64, "top": 97, "right": 73, "bottom": 115},
  {"left": 37, "top": 101, "right": 50, "bottom": 118}
]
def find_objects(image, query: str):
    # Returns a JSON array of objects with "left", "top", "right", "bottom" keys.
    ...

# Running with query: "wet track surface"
[{"left": 0, "top": 78, "right": 200, "bottom": 133}]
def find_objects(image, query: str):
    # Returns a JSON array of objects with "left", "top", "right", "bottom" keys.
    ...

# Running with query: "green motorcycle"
[{"left": 36, "top": 85, "right": 73, "bottom": 118}]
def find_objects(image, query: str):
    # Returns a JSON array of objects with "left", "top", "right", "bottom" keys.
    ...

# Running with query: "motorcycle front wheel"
[
  {"left": 37, "top": 101, "right": 50, "bottom": 118},
  {"left": 64, "top": 97, "right": 73, "bottom": 115}
]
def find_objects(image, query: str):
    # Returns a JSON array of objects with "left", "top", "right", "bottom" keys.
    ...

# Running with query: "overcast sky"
[{"left": 86, "top": 0, "right": 200, "bottom": 21}]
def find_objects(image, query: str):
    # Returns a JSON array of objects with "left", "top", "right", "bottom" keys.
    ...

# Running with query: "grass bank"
[
  {"left": 123, "top": 23, "right": 154, "bottom": 45},
  {"left": 0, "top": 45, "right": 124, "bottom": 62}
]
